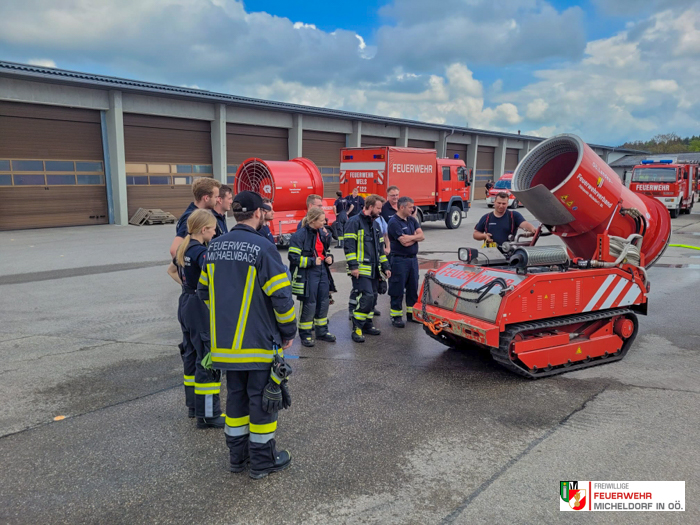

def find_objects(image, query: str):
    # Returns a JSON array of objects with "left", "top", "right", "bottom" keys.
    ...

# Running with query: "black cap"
[{"left": 233, "top": 191, "right": 271, "bottom": 212}]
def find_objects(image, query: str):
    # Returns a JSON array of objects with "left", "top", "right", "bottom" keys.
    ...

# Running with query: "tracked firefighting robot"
[{"left": 415, "top": 134, "right": 671, "bottom": 378}]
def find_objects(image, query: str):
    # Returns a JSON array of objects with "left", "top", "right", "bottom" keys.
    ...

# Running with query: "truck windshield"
[
  {"left": 494, "top": 179, "right": 511, "bottom": 189},
  {"left": 631, "top": 168, "right": 677, "bottom": 183}
]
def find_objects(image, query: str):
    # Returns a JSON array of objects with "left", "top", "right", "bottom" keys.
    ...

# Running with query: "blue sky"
[{"left": 1, "top": 0, "right": 699, "bottom": 145}]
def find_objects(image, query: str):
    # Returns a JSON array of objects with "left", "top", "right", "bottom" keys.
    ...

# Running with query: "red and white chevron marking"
[{"left": 583, "top": 274, "right": 643, "bottom": 312}]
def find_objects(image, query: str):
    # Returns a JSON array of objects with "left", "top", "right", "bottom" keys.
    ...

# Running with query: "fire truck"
[
  {"left": 339, "top": 147, "right": 471, "bottom": 229},
  {"left": 629, "top": 159, "right": 695, "bottom": 218}
]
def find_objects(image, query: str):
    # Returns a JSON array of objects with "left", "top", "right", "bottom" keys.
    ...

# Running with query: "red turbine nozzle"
[{"left": 512, "top": 134, "right": 671, "bottom": 267}]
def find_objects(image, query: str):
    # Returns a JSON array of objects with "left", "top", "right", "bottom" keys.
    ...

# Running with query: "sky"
[{"left": 1, "top": 0, "right": 699, "bottom": 146}]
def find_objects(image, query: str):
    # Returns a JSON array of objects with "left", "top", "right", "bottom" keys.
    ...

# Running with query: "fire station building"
[{"left": 0, "top": 61, "right": 638, "bottom": 231}]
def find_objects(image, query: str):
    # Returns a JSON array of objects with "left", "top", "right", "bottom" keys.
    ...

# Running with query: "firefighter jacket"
[
  {"left": 288, "top": 225, "right": 337, "bottom": 299},
  {"left": 196, "top": 224, "right": 297, "bottom": 371},
  {"left": 343, "top": 212, "right": 390, "bottom": 279}
]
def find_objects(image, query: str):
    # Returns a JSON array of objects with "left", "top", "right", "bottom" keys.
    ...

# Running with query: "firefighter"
[
  {"left": 212, "top": 184, "right": 233, "bottom": 237},
  {"left": 473, "top": 192, "right": 536, "bottom": 252},
  {"left": 343, "top": 195, "right": 391, "bottom": 343},
  {"left": 169, "top": 177, "right": 221, "bottom": 257},
  {"left": 288, "top": 207, "right": 337, "bottom": 347},
  {"left": 387, "top": 196, "right": 424, "bottom": 327},
  {"left": 333, "top": 191, "right": 350, "bottom": 248},
  {"left": 347, "top": 187, "right": 364, "bottom": 218},
  {"left": 166, "top": 209, "right": 223, "bottom": 427},
  {"left": 197, "top": 191, "right": 297, "bottom": 479},
  {"left": 259, "top": 198, "right": 276, "bottom": 245}
]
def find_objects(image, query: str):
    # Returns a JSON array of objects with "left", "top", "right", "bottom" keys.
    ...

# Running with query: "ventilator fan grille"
[
  {"left": 513, "top": 136, "right": 579, "bottom": 191},
  {"left": 235, "top": 159, "right": 275, "bottom": 201}
]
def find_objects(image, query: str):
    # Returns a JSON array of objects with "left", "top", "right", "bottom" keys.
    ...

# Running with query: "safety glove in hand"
[
  {"left": 262, "top": 381, "right": 283, "bottom": 414},
  {"left": 280, "top": 380, "right": 291, "bottom": 410}
]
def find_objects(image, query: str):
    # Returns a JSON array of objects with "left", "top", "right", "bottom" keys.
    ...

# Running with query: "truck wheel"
[
  {"left": 670, "top": 205, "right": 680, "bottom": 218},
  {"left": 445, "top": 206, "right": 462, "bottom": 229},
  {"left": 510, "top": 199, "right": 519, "bottom": 209},
  {"left": 415, "top": 209, "right": 423, "bottom": 226}
]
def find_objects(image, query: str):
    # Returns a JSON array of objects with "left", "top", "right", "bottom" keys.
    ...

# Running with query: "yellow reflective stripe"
[
  {"left": 288, "top": 246, "right": 302, "bottom": 254},
  {"left": 274, "top": 306, "right": 296, "bottom": 323},
  {"left": 345, "top": 253, "right": 357, "bottom": 260},
  {"left": 183, "top": 374, "right": 195, "bottom": 386},
  {"left": 207, "top": 264, "right": 217, "bottom": 350},
  {"left": 379, "top": 255, "right": 388, "bottom": 263},
  {"left": 379, "top": 237, "right": 385, "bottom": 244},
  {"left": 299, "top": 321, "right": 313, "bottom": 329},
  {"left": 233, "top": 266, "right": 256, "bottom": 350},
  {"left": 213, "top": 356, "right": 276, "bottom": 363},
  {"left": 263, "top": 273, "right": 289, "bottom": 295},
  {"left": 353, "top": 312, "right": 368, "bottom": 319},
  {"left": 344, "top": 233, "right": 357, "bottom": 239},
  {"left": 225, "top": 415, "right": 249, "bottom": 427},
  {"left": 406, "top": 306, "right": 413, "bottom": 313},
  {"left": 212, "top": 348, "right": 276, "bottom": 356},
  {"left": 198, "top": 270, "right": 209, "bottom": 286},
  {"left": 314, "top": 318, "right": 328, "bottom": 326},
  {"left": 358, "top": 229, "right": 364, "bottom": 262},
  {"left": 250, "top": 421, "right": 277, "bottom": 434},
  {"left": 390, "top": 309, "right": 403, "bottom": 316}
]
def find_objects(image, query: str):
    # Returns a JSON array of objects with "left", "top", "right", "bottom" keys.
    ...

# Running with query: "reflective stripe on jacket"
[
  {"left": 343, "top": 212, "right": 390, "bottom": 279},
  {"left": 197, "top": 224, "right": 297, "bottom": 370}
]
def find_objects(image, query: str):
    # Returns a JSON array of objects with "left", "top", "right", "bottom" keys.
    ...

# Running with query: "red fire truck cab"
[
  {"left": 629, "top": 159, "right": 696, "bottom": 218},
  {"left": 486, "top": 172, "right": 522, "bottom": 209},
  {"left": 339, "top": 147, "right": 471, "bottom": 229}
]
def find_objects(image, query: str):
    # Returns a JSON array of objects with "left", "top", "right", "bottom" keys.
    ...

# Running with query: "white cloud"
[
  {"left": 0, "top": 1, "right": 699, "bottom": 144},
  {"left": 27, "top": 58, "right": 56, "bottom": 68}
]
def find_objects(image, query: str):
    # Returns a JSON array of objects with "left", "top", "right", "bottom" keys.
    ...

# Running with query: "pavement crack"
[
  {"left": 625, "top": 383, "right": 699, "bottom": 395},
  {"left": 18, "top": 342, "right": 114, "bottom": 362},
  {"left": 440, "top": 385, "right": 609, "bottom": 524}
]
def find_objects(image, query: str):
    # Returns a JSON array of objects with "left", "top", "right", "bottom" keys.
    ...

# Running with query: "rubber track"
[{"left": 490, "top": 309, "right": 638, "bottom": 379}]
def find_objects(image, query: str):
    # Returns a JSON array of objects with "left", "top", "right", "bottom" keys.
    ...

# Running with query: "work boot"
[
  {"left": 300, "top": 337, "right": 315, "bottom": 348},
  {"left": 351, "top": 328, "right": 365, "bottom": 343},
  {"left": 365, "top": 326, "right": 381, "bottom": 336},
  {"left": 391, "top": 317, "right": 405, "bottom": 328},
  {"left": 196, "top": 415, "right": 225, "bottom": 429},
  {"left": 188, "top": 407, "right": 195, "bottom": 418},
  {"left": 406, "top": 313, "right": 421, "bottom": 324},
  {"left": 249, "top": 450, "right": 292, "bottom": 480},
  {"left": 317, "top": 333, "right": 337, "bottom": 343},
  {"left": 229, "top": 456, "right": 250, "bottom": 473},
  {"left": 373, "top": 309, "right": 381, "bottom": 317}
]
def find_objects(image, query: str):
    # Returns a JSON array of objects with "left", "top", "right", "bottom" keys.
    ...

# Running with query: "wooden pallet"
[{"left": 129, "top": 208, "right": 177, "bottom": 226}]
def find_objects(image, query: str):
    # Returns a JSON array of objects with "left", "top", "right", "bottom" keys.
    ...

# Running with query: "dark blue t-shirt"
[
  {"left": 347, "top": 195, "right": 364, "bottom": 217},
  {"left": 213, "top": 210, "right": 228, "bottom": 238},
  {"left": 175, "top": 241, "right": 207, "bottom": 291},
  {"left": 259, "top": 225, "right": 276, "bottom": 245},
  {"left": 387, "top": 215, "right": 420, "bottom": 256},
  {"left": 175, "top": 202, "right": 198, "bottom": 238},
  {"left": 474, "top": 211, "right": 525, "bottom": 246},
  {"left": 334, "top": 197, "right": 350, "bottom": 216}
]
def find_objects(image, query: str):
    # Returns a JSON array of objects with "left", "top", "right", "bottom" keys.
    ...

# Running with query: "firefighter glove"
[
  {"left": 201, "top": 352, "right": 213, "bottom": 370},
  {"left": 280, "top": 380, "right": 292, "bottom": 410},
  {"left": 262, "top": 381, "right": 283, "bottom": 414}
]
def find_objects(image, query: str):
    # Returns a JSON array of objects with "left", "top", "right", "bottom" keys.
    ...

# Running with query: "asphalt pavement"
[{"left": 0, "top": 201, "right": 697, "bottom": 524}]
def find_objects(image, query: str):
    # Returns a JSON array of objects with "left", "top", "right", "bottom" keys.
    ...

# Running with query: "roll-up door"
[
  {"left": 0, "top": 101, "right": 107, "bottom": 230},
  {"left": 475, "top": 145, "right": 496, "bottom": 199},
  {"left": 361, "top": 136, "right": 396, "bottom": 147},
  {"left": 227, "top": 124, "right": 288, "bottom": 186},
  {"left": 124, "top": 114, "right": 212, "bottom": 219},
  {"left": 407, "top": 139, "right": 435, "bottom": 150},
  {"left": 505, "top": 148, "right": 519, "bottom": 172},
  {"left": 446, "top": 143, "right": 468, "bottom": 161},
  {"left": 302, "top": 130, "right": 345, "bottom": 198}
]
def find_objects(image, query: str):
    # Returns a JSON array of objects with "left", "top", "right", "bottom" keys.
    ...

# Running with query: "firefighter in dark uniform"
[
  {"left": 288, "top": 207, "right": 337, "bottom": 347},
  {"left": 166, "top": 209, "right": 224, "bottom": 427},
  {"left": 333, "top": 191, "right": 350, "bottom": 248},
  {"left": 343, "top": 194, "right": 391, "bottom": 343},
  {"left": 212, "top": 184, "right": 233, "bottom": 237},
  {"left": 387, "top": 197, "right": 425, "bottom": 328},
  {"left": 197, "top": 191, "right": 297, "bottom": 479}
]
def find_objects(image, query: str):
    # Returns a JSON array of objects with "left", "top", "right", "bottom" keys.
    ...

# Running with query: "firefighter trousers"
[
  {"left": 351, "top": 276, "right": 378, "bottom": 330},
  {"left": 389, "top": 256, "right": 419, "bottom": 318},
  {"left": 225, "top": 369, "right": 280, "bottom": 471},
  {"left": 179, "top": 293, "right": 222, "bottom": 418},
  {"left": 299, "top": 266, "right": 330, "bottom": 340}
]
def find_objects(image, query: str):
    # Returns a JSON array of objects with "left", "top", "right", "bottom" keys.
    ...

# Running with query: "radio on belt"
[{"left": 414, "top": 134, "right": 671, "bottom": 378}]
